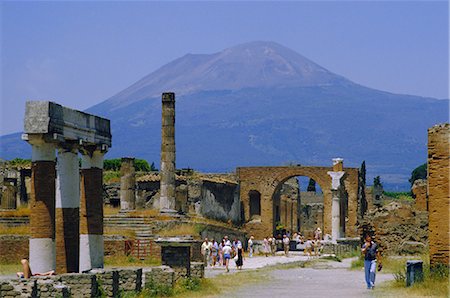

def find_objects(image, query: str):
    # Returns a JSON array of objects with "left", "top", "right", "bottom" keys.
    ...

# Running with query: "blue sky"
[{"left": 1, "top": 1, "right": 448, "bottom": 135}]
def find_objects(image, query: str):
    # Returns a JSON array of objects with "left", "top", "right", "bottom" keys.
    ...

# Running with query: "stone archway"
[{"left": 237, "top": 160, "right": 359, "bottom": 240}]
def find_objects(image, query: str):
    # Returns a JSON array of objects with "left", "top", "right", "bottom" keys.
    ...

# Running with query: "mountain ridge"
[{"left": 1, "top": 41, "right": 448, "bottom": 190}]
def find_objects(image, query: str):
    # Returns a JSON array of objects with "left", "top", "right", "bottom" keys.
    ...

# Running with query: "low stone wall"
[{"left": 0, "top": 263, "right": 204, "bottom": 297}]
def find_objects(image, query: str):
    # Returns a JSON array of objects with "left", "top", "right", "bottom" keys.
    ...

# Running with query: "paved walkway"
[
  {"left": 205, "top": 254, "right": 394, "bottom": 297},
  {"left": 205, "top": 252, "right": 310, "bottom": 278}
]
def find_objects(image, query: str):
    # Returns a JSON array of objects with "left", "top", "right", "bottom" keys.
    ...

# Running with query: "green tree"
[
  {"left": 307, "top": 178, "right": 316, "bottom": 192},
  {"left": 373, "top": 176, "right": 382, "bottom": 187},
  {"left": 409, "top": 163, "right": 427, "bottom": 186}
]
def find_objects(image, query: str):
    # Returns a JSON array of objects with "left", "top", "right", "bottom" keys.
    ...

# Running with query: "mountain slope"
[{"left": 1, "top": 41, "right": 448, "bottom": 190}]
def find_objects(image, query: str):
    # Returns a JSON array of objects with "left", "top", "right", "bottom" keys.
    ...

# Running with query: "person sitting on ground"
[{"left": 16, "top": 258, "right": 55, "bottom": 279}]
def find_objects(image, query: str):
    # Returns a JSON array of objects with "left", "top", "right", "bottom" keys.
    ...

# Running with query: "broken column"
[
  {"left": 80, "top": 149, "right": 105, "bottom": 272},
  {"left": 327, "top": 158, "right": 345, "bottom": 241},
  {"left": 427, "top": 123, "right": 449, "bottom": 266},
  {"left": 160, "top": 92, "right": 176, "bottom": 213},
  {"left": 26, "top": 136, "right": 56, "bottom": 273},
  {"left": 23, "top": 101, "right": 111, "bottom": 274},
  {"left": 55, "top": 146, "right": 80, "bottom": 273},
  {"left": 120, "top": 157, "right": 136, "bottom": 210}
]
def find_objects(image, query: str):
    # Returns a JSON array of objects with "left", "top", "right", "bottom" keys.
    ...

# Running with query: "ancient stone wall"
[
  {"left": 411, "top": 179, "right": 427, "bottom": 211},
  {"left": 428, "top": 123, "right": 449, "bottom": 266},
  {"left": 0, "top": 264, "right": 204, "bottom": 297},
  {"left": 0, "top": 235, "right": 29, "bottom": 263}
]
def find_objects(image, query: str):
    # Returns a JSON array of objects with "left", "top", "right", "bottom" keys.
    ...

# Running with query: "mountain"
[{"left": 1, "top": 41, "right": 448, "bottom": 190}]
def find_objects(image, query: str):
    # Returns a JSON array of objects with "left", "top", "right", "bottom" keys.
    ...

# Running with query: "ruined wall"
[
  {"left": 359, "top": 201, "right": 428, "bottom": 254},
  {"left": 273, "top": 178, "right": 299, "bottom": 234},
  {"left": 428, "top": 123, "right": 449, "bottom": 266},
  {"left": 198, "top": 180, "right": 240, "bottom": 224},
  {"left": 411, "top": 179, "right": 427, "bottom": 211},
  {"left": 299, "top": 191, "right": 324, "bottom": 239}
]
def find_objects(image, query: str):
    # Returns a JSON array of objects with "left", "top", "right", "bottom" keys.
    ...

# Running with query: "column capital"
[
  {"left": 327, "top": 171, "right": 345, "bottom": 190},
  {"left": 80, "top": 150, "right": 104, "bottom": 169}
]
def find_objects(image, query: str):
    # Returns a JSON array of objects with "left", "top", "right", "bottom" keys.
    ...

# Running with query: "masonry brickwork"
[
  {"left": 427, "top": 123, "right": 450, "bottom": 266},
  {"left": 237, "top": 165, "right": 359, "bottom": 239},
  {"left": 411, "top": 179, "right": 427, "bottom": 211}
]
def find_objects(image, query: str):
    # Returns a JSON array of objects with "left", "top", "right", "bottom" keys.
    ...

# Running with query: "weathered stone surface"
[
  {"left": 399, "top": 241, "right": 427, "bottom": 255},
  {"left": 24, "top": 101, "right": 111, "bottom": 147},
  {"left": 190, "top": 262, "right": 205, "bottom": 279},
  {"left": 117, "top": 268, "right": 142, "bottom": 292},
  {"left": 411, "top": 179, "right": 427, "bottom": 211},
  {"left": 428, "top": 123, "right": 449, "bottom": 266},
  {"left": 359, "top": 201, "right": 428, "bottom": 254},
  {"left": 120, "top": 157, "right": 136, "bottom": 210},
  {"left": 144, "top": 266, "right": 174, "bottom": 288}
]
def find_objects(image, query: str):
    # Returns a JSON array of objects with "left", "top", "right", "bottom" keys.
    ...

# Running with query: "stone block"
[
  {"left": 60, "top": 273, "right": 98, "bottom": 297},
  {"left": 91, "top": 268, "right": 119, "bottom": 298},
  {"left": 190, "top": 262, "right": 205, "bottom": 279},
  {"left": 143, "top": 266, "right": 174, "bottom": 289},
  {"left": 117, "top": 268, "right": 142, "bottom": 293}
]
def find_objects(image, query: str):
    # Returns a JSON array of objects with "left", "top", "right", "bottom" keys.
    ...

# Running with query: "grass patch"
[
  {"left": 104, "top": 254, "right": 161, "bottom": 268},
  {"left": 0, "top": 224, "right": 30, "bottom": 235},
  {"left": 104, "top": 205, "right": 121, "bottom": 216},
  {"left": 104, "top": 170, "right": 120, "bottom": 183},
  {"left": 376, "top": 262, "right": 449, "bottom": 297},
  {"left": 0, "top": 263, "right": 22, "bottom": 275},
  {"left": 383, "top": 191, "right": 413, "bottom": 201},
  {"left": 104, "top": 226, "right": 136, "bottom": 238},
  {"left": 0, "top": 205, "right": 30, "bottom": 217}
]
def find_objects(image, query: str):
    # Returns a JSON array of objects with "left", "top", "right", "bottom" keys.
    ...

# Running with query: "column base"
[
  {"left": 30, "top": 238, "right": 56, "bottom": 273},
  {"left": 79, "top": 234, "right": 104, "bottom": 273}
]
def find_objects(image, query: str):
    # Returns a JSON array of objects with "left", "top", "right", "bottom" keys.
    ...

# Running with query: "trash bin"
[{"left": 406, "top": 260, "right": 423, "bottom": 287}]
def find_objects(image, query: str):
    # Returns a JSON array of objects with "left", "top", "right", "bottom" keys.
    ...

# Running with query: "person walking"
[
  {"left": 211, "top": 238, "right": 219, "bottom": 267},
  {"left": 270, "top": 235, "right": 277, "bottom": 255},
  {"left": 222, "top": 243, "right": 233, "bottom": 272},
  {"left": 201, "top": 237, "right": 212, "bottom": 267},
  {"left": 282, "top": 234, "right": 290, "bottom": 257},
  {"left": 248, "top": 236, "right": 254, "bottom": 258},
  {"left": 235, "top": 243, "right": 244, "bottom": 270},
  {"left": 361, "top": 234, "right": 382, "bottom": 290},
  {"left": 263, "top": 237, "right": 270, "bottom": 257},
  {"left": 218, "top": 239, "right": 224, "bottom": 266}
]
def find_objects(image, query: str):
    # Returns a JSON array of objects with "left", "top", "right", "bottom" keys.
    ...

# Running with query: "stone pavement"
[
  {"left": 205, "top": 252, "right": 310, "bottom": 278},
  {"left": 205, "top": 254, "right": 394, "bottom": 297}
]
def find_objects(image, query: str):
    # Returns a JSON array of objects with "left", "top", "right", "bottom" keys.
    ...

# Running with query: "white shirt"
[{"left": 222, "top": 245, "right": 232, "bottom": 255}]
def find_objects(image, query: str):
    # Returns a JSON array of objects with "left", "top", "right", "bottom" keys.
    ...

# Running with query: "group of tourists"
[{"left": 201, "top": 235, "right": 244, "bottom": 272}]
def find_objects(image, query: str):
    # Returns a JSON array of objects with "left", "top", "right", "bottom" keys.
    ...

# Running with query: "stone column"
[
  {"left": 28, "top": 138, "right": 56, "bottom": 273},
  {"left": 120, "top": 157, "right": 136, "bottom": 210},
  {"left": 160, "top": 92, "right": 176, "bottom": 213},
  {"left": 80, "top": 150, "right": 105, "bottom": 272},
  {"left": 55, "top": 146, "right": 80, "bottom": 273},
  {"left": 427, "top": 124, "right": 449, "bottom": 266},
  {"left": 327, "top": 158, "right": 345, "bottom": 242}
]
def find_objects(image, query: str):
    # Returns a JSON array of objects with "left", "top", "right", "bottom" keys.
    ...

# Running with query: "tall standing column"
[
  {"left": 120, "top": 157, "right": 136, "bottom": 210},
  {"left": 327, "top": 158, "right": 345, "bottom": 242},
  {"left": 80, "top": 150, "right": 105, "bottom": 272},
  {"left": 428, "top": 124, "right": 449, "bottom": 266},
  {"left": 160, "top": 92, "right": 176, "bottom": 213},
  {"left": 55, "top": 146, "right": 80, "bottom": 273},
  {"left": 28, "top": 138, "right": 56, "bottom": 273}
]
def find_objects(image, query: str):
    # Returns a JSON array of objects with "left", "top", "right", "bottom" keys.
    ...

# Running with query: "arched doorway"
[
  {"left": 237, "top": 163, "right": 359, "bottom": 240},
  {"left": 272, "top": 176, "right": 326, "bottom": 239}
]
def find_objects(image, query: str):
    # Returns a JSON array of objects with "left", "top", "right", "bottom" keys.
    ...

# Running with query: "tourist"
[
  {"left": 235, "top": 243, "right": 244, "bottom": 270},
  {"left": 201, "top": 237, "right": 212, "bottom": 267},
  {"left": 361, "top": 234, "right": 382, "bottom": 290},
  {"left": 304, "top": 239, "right": 313, "bottom": 257},
  {"left": 16, "top": 258, "right": 55, "bottom": 279},
  {"left": 224, "top": 235, "right": 232, "bottom": 247},
  {"left": 282, "top": 234, "right": 290, "bottom": 257},
  {"left": 233, "top": 238, "right": 242, "bottom": 250},
  {"left": 314, "top": 227, "right": 322, "bottom": 240},
  {"left": 248, "top": 235, "right": 254, "bottom": 258},
  {"left": 222, "top": 243, "right": 233, "bottom": 272},
  {"left": 263, "top": 237, "right": 270, "bottom": 257},
  {"left": 211, "top": 238, "right": 219, "bottom": 267},
  {"left": 270, "top": 235, "right": 277, "bottom": 255},
  {"left": 314, "top": 239, "right": 322, "bottom": 256},
  {"left": 218, "top": 239, "right": 225, "bottom": 266}
]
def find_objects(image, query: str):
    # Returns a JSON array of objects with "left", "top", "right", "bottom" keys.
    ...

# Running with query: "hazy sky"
[{"left": 1, "top": 1, "right": 448, "bottom": 135}]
